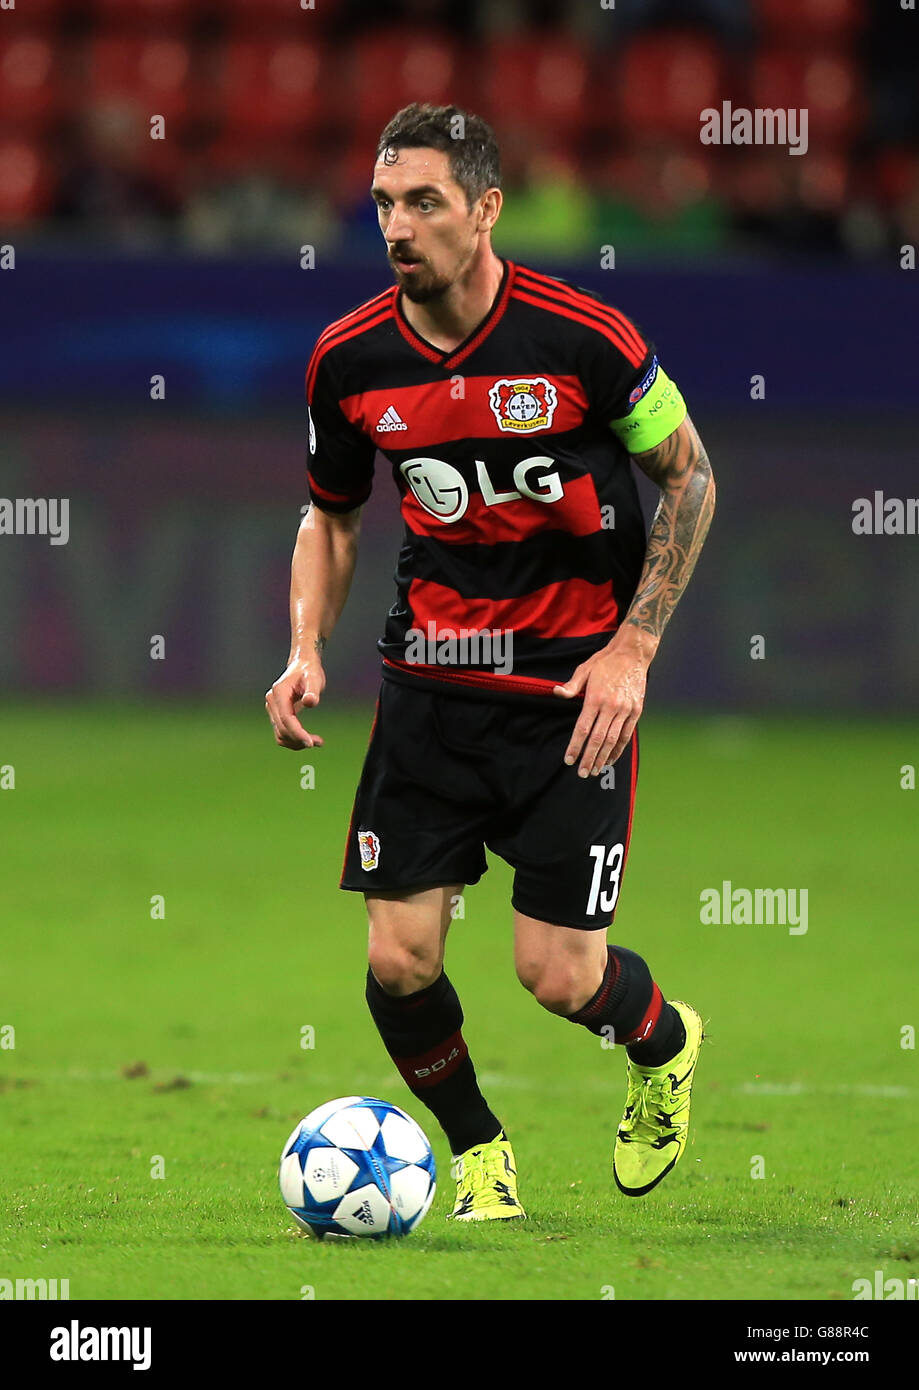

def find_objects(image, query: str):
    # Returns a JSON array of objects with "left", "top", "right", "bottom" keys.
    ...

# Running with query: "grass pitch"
[{"left": 1, "top": 702, "right": 917, "bottom": 1301}]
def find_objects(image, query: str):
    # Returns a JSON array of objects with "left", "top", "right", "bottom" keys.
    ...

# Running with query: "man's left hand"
[{"left": 553, "top": 632, "right": 653, "bottom": 777}]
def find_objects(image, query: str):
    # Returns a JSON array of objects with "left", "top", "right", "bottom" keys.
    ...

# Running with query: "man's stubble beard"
[{"left": 396, "top": 266, "right": 454, "bottom": 304}]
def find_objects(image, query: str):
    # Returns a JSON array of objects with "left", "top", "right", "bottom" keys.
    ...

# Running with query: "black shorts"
[{"left": 339, "top": 679, "right": 639, "bottom": 930}]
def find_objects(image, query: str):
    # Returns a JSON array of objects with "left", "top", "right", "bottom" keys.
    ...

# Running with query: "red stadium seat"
[
  {"left": 308, "top": 129, "right": 379, "bottom": 211},
  {"left": 590, "top": 140, "right": 718, "bottom": 207},
  {"left": 345, "top": 30, "right": 469, "bottom": 135},
  {"left": 873, "top": 148, "right": 919, "bottom": 209},
  {"left": 213, "top": 37, "right": 327, "bottom": 139},
  {"left": 0, "top": 137, "right": 54, "bottom": 224},
  {"left": 0, "top": 34, "right": 62, "bottom": 131},
  {"left": 478, "top": 34, "right": 590, "bottom": 142},
  {"left": 83, "top": 36, "right": 195, "bottom": 124},
  {"left": 197, "top": 128, "right": 328, "bottom": 190},
  {"left": 618, "top": 32, "right": 727, "bottom": 142},
  {"left": 750, "top": 49, "right": 861, "bottom": 144},
  {"left": 752, "top": 0, "right": 863, "bottom": 44},
  {"left": 795, "top": 150, "right": 849, "bottom": 213}
]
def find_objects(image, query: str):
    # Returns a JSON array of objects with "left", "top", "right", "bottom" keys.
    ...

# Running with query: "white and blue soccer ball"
[{"left": 279, "top": 1096, "right": 437, "bottom": 1239}]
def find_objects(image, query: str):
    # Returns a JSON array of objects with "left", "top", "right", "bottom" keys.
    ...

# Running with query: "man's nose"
[{"left": 385, "top": 207, "right": 414, "bottom": 244}]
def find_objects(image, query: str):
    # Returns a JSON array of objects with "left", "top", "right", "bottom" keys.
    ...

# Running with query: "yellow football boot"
[
  {"left": 448, "top": 1130, "right": 526, "bottom": 1221},
  {"left": 613, "top": 1000, "right": 705, "bottom": 1197}
]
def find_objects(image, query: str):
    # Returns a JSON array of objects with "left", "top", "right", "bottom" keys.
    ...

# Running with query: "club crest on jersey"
[
  {"left": 488, "top": 377, "right": 558, "bottom": 433},
  {"left": 358, "top": 829, "right": 380, "bottom": 871}
]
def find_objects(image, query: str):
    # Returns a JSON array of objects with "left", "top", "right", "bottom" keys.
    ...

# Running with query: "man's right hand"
[{"left": 265, "top": 657, "right": 326, "bottom": 750}]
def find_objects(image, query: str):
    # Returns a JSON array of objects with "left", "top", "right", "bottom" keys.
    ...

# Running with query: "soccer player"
[{"left": 266, "top": 104, "right": 715, "bottom": 1219}]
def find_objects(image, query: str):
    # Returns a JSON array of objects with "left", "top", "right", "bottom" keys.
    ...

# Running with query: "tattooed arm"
[
  {"left": 622, "top": 413, "right": 716, "bottom": 655},
  {"left": 554, "top": 415, "right": 715, "bottom": 775}
]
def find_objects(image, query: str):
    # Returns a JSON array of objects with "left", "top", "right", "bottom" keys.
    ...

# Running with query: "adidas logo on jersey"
[{"left": 377, "top": 406, "right": 408, "bottom": 432}]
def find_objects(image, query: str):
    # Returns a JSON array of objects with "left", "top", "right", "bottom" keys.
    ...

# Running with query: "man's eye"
[{"left": 418, "top": 200, "right": 435, "bottom": 212}]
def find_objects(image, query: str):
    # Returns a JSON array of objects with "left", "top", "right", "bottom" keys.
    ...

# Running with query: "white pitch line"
[
  {"left": 737, "top": 1081, "right": 913, "bottom": 1099},
  {"left": 5, "top": 1070, "right": 914, "bottom": 1100},
  {"left": 481, "top": 1076, "right": 915, "bottom": 1099}
]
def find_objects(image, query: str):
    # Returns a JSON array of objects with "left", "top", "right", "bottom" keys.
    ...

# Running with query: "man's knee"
[
  {"left": 516, "top": 957, "right": 600, "bottom": 1016},
  {"left": 367, "top": 946, "right": 441, "bottom": 996},
  {"left": 367, "top": 917, "right": 443, "bottom": 996}
]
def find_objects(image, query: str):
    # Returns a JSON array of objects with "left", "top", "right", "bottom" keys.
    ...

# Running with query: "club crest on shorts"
[
  {"left": 358, "top": 829, "right": 381, "bottom": 871},
  {"left": 488, "top": 377, "right": 558, "bottom": 432}
]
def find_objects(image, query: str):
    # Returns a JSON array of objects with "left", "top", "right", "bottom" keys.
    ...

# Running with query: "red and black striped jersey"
[{"left": 305, "top": 257, "right": 684, "bottom": 702}]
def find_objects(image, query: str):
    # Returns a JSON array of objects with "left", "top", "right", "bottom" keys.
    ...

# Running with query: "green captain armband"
[{"left": 609, "top": 363, "right": 687, "bottom": 454}]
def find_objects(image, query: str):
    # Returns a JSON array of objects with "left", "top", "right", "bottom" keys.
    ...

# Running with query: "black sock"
[
  {"left": 627, "top": 1003, "right": 686, "bottom": 1069},
  {"left": 564, "top": 945, "right": 686, "bottom": 1067},
  {"left": 365, "top": 967, "right": 502, "bottom": 1155}
]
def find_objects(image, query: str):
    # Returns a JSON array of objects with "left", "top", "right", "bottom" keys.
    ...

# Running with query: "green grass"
[{"left": 1, "top": 702, "right": 917, "bottom": 1300}]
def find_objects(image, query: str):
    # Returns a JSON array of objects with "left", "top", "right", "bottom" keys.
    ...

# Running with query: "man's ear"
[{"left": 478, "top": 187, "right": 503, "bottom": 233}]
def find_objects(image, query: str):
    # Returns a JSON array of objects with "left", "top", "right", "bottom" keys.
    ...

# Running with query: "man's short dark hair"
[{"left": 376, "top": 103, "right": 501, "bottom": 208}]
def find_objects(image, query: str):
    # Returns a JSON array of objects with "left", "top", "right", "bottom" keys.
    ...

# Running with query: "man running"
[{"left": 266, "top": 103, "right": 715, "bottom": 1219}]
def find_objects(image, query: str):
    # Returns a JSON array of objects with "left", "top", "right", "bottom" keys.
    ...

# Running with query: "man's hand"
[
  {"left": 553, "top": 631, "right": 654, "bottom": 776},
  {"left": 266, "top": 501, "right": 362, "bottom": 751},
  {"left": 265, "top": 653, "right": 326, "bottom": 750}
]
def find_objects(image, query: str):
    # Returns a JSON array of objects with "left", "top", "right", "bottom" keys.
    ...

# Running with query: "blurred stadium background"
[
  {"left": 4, "top": 0, "right": 919, "bottom": 258},
  {"left": 0, "top": 0, "right": 916, "bottom": 710}
]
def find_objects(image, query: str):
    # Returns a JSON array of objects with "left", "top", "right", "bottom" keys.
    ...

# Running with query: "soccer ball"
[{"left": 279, "top": 1095, "right": 436, "bottom": 1239}]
